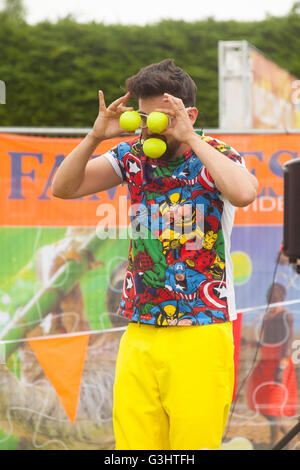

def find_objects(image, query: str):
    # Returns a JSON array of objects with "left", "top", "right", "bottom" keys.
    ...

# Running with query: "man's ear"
[{"left": 188, "top": 107, "right": 198, "bottom": 125}]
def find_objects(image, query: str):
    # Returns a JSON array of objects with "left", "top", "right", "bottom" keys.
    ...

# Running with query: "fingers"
[
  {"left": 110, "top": 92, "right": 131, "bottom": 110},
  {"left": 99, "top": 91, "right": 133, "bottom": 114},
  {"left": 108, "top": 92, "right": 134, "bottom": 115},
  {"left": 98, "top": 90, "right": 106, "bottom": 112},
  {"left": 118, "top": 104, "right": 134, "bottom": 113},
  {"left": 99, "top": 90, "right": 106, "bottom": 113},
  {"left": 163, "top": 93, "right": 186, "bottom": 114},
  {"left": 153, "top": 107, "right": 176, "bottom": 118}
]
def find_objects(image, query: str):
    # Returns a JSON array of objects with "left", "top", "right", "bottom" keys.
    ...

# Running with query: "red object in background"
[
  {"left": 246, "top": 343, "right": 298, "bottom": 417},
  {"left": 232, "top": 312, "right": 243, "bottom": 402}
]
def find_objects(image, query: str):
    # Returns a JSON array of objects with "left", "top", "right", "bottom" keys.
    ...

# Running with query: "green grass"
[{"left": 0, "top": 429, "right": 18, "bottom": 450}]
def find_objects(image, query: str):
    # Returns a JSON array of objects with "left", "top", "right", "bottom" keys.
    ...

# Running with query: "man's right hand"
[
  {"left": 51, "top": 90, "right": 132, "bottom": 200},
  {"left": 91, "top": 91, "right": 134, "bottom": 141}
]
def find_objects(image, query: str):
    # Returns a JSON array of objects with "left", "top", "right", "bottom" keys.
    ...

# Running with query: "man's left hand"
[{"left": 157, "top": 93, "right": 197, "bottom": 144}]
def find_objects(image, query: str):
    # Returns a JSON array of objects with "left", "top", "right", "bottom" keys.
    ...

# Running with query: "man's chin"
[
  {"left": 159, "top": 139, "right": 182, "bottom": 161},
  {"left": 158, "top": 151, "right": 172, "bottom": 161},
  {"left": 160, "top": 143, "right": 182, "bottom": 161}
]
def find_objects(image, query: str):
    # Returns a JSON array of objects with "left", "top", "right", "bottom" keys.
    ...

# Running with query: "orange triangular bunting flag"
[{"left": 29, "top": 334, "right": 90, "bottom": 423}]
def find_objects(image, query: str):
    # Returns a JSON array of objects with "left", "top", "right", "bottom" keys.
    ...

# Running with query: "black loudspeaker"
[{"left": 283, "top": 158, "right": 300, "bottom": 261}]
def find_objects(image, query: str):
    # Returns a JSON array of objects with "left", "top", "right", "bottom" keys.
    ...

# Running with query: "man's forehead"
[{"left": 138, "top": 95, "right": 173, "bottom": 113}]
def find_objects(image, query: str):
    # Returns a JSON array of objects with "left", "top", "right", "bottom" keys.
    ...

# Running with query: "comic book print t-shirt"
[{"left": 103, "top": 133, "right": 246, "bottom": 327}]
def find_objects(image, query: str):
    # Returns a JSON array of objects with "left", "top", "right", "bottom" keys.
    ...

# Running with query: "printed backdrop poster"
[
  {"left": 0, "top": 132, "right": 299, "bottom": 450},
  {"left": 250, "top": 47, "right": 300, "bottom": 129}
]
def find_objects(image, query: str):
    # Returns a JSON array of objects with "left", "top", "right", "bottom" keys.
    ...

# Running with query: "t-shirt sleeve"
[
  {"left": 101, "top": 141, "right": 132, "bottom": 182},
  {"left": 202, "top": 135, "right": 245, "bottom": 166},
  {"left": 199, "top": 135, "right": 247, "bottom": 192}
]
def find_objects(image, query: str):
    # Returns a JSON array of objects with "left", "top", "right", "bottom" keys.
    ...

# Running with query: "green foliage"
[
  {"left": 0, "top": 0, "right": 26, "bottom": 22},
  {"left": 0, "top": 3, "right": 300, "bottom": 128}
]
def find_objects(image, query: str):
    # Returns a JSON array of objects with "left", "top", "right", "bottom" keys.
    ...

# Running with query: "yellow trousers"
[{"left": 113, "top": 321, "right": 235, "bottom": 450}]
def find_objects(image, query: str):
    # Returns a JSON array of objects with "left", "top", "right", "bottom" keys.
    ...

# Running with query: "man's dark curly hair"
[{"left": 126, "top": 59, "right": 197, "bottom": 107}]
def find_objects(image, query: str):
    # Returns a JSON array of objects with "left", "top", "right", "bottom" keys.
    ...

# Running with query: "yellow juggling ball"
[
  {"left": 147, "top": 111, "right": 169, "bottom": 133},
  {"left": 119, "top": 111, "right": 141, "bottom": 132},
  {"left": 143, "top": 138, "right": 167, "bottom": 159}
]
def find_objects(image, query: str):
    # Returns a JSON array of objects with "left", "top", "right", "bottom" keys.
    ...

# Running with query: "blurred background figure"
[{"left": 246, "top": 283, "right": 298, "bottom": 446}]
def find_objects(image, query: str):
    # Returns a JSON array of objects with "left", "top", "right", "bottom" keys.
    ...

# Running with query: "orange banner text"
[{"left": 0, "top": 132, "right": 299, "bottom": 227}]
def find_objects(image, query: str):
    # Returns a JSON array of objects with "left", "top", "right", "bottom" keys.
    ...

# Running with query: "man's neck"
[
  {"left": 178, "top": 143, "right": 190, "bottom": 156},
  {"left": 171, "top": 143, "right": 190, "bottom": 159}
]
